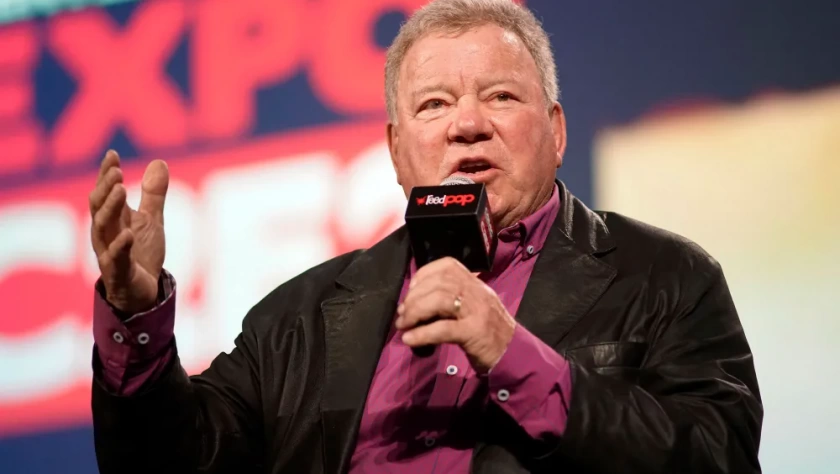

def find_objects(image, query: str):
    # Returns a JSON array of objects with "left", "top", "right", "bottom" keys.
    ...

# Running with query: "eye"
[
  {"left": 495, "top": 92, "right": 512, "bottom": 102},
  {"left": 421, "top": 99, "right": 446, "bottom": 111}
]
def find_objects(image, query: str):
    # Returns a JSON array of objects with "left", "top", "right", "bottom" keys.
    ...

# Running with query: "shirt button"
[
  {"left": 445, "top": 365, "right": 458, "bottom": 376},
  {"left": 112, "top": 332, "right": 125, "bottom": 344},
  {"left": 497, "top": 389, "right": 510, "bottom": 402},
  {"left": 526, "top": 245, "right": 535, "bottom": 255},
  {"left": 137, "top": 333, "right": 150, "bottom": 345},
  {"left": 424, "top": 437, "right": 436, "bottom": 447}
]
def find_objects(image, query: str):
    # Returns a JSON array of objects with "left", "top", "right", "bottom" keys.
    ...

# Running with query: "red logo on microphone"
[{"left": 416, "top": 194, "right": 475, "bottom": 207}]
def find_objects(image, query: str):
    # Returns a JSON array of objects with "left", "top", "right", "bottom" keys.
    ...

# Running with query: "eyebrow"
[
  {"left": 410, "top": 77, "right": 519, "bottom": 103},
  {"left": 411, "top": 84, "right": 457, "bottom": 103}
]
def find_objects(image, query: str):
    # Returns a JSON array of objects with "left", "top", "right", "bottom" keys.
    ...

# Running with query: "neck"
[{"left": 495, "top": 183, "right": 554, "bottom": 230}]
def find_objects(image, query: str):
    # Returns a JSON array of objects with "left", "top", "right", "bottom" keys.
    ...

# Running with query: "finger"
[
  {"left": 97, "top": 150, "right": 121, "bottom": 183},
  {"left": 410, "top": 257, "right": 470, "bottom": 289},
  {"left": 92, "top": 183, "right": 127, "bottom": 253},
  {"left": 98, "top": 228, "right": 134, "bottom": 280},
  {"left": 402, "top": 318, "right": 463, "bottom": 348},
  {"left": 110, "top": 228, "right": 134, "bottom": 279},
  {"left": 396, "top": 288, "right": 462, "bottom": 330},
  {"left": 120, "top": 201, "right": 132, "bottom": 229},
  {"left": 400, "top": 273, "right": 462, "bottom": 316},
  {"left": 89, "top": 166, "right": 124, "bottom": 217},
  {"left": 138, "top": 160, "right": 169, "bottom": 223}
]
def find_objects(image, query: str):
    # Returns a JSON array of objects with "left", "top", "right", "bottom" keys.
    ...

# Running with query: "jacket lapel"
[
  {"left": 319, "top": 227, "right": 411, "bottom": 474},
  {"left": 472, "top": 182, "right": 618, "bottom": 473},
  {"left": 515, "top": 181, "right": 618, "bottom": 350}
]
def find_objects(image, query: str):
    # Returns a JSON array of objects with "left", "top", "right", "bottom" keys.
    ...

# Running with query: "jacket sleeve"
[
  {"left": 549, "top": 258, "right": 763, "bottom": 473},
  {"left": 91, "top": 304, "right": 265, "bottom": 474}
]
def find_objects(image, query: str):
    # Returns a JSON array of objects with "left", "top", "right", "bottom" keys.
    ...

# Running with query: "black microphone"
[{"left": 403, "top": 176, "right": 497, "bottom": 356}]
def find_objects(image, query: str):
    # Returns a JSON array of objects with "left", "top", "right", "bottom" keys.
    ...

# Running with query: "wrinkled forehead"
[{"left": 399, "top": 25, "right": 528, "bottom": 86}]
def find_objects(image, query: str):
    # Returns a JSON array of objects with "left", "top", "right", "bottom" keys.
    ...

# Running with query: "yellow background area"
[{"left": 594, "top": 87, "right": 840, "bottom": 473}]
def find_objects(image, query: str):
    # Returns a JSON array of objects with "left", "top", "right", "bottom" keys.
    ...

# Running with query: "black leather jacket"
[{"left": 92, "top": 181, "right": 762, "bottom": 473}]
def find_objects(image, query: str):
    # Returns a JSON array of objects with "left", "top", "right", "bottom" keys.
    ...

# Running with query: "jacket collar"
[{"left": 555, "top": 179, "right": 616, "bottom": 255}]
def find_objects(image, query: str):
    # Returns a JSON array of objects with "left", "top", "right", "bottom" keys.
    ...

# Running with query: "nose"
[{"left": 447, "top": 96, "right": 494, "bottom": 144}]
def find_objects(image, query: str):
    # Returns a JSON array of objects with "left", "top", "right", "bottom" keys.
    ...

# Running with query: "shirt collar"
[{"left": 491, "top": 183, "right": 561, "bottom": 273}]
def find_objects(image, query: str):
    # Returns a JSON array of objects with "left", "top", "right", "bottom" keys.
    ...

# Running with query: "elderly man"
[{"left": 88, "top": 0, "right": 762, "bottom": 472}]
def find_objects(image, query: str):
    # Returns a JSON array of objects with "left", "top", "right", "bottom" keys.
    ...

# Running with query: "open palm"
[{"left": 89, "top": 150, "right": 169, "bottom": 314}]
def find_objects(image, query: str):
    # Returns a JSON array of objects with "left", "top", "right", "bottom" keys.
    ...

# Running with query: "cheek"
[
  {"left": 498, "top": 114, "right": 553, "bottom": 172},
  {"left": 416, "top": 127, "right": 444, "bottom": 155},
  {"left": 404, "top": 126, "right": 448, "bottom": 176},
  {"left": 517, "top": 115, "right": 548, "bottom": 152}
]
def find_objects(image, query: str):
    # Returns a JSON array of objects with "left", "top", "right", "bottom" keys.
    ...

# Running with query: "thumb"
[{"left": 138, "top": 160, "right": 169, "bottom": 221}]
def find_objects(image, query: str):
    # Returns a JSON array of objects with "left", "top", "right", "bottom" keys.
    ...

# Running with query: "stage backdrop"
[{"left": 1, "top": 1, "right": 838, "bottom": 473}]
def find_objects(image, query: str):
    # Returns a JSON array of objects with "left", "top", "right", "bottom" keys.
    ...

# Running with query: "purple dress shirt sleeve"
[
  {"left": 487, "top": 324, "right": 573, "bottom": 441},
  {"left": 92, "top": 271, "right": 177, "bottom": 396}
]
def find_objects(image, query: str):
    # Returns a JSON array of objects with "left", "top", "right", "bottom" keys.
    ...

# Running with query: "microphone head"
[{"left": 440, "top": 175, "right": 475, "bottom": 186}]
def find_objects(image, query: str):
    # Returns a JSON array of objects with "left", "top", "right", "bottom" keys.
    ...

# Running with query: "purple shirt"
[
  {"left": 93, "top": 274, "right": 176, "bottom": 395},
  {"left": 92, "top": 186, "right": 572, "bottom": 473},
  {"left": 349, "top": 186, "right": 570, "bottom": 472}
]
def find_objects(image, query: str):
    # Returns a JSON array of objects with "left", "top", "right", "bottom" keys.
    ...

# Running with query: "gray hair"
[{"left": 384, "top": 0, "right": 558, "bottom": 123}]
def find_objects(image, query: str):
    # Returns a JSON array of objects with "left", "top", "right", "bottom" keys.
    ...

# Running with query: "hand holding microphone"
[
  {"left": 399, "top": 177, "right": 515, "bottom": 372},
  {"left": 394, "top": 256, "right": 516, "bottom": 373}
]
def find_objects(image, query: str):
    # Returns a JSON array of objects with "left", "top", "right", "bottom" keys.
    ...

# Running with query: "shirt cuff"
[
  {"left": 93, "top": 271, "right": 177, "bottom": 382},
  {"left": 487, "top": 324, "right": 573, "bottom": 439}
]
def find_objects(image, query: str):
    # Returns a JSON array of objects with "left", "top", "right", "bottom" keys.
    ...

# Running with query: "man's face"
[{"left": 388, "top": 23, "right": 566, "bottom": 229}]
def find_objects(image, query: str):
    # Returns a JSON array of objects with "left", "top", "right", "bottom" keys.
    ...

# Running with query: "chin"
[{"left": 487, "top": 195, "right": 509, "bottom": 226}]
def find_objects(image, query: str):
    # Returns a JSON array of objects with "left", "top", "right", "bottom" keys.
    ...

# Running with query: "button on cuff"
[
  {"left": 112, "top": 332, "right": 125, "bottom": 344},
  {"left": 137, "top": 332, "right": 150, "bottom": 345}
]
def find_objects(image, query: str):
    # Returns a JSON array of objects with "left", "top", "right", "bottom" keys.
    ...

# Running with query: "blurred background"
[{"left": 0, "top": 0, "right": 838, "bottom": 472}]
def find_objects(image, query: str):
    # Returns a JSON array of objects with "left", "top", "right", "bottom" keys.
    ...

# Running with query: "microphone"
[
  {"left": 405, "top": 176, "right": 497, "bottom": 271},
  {"left": 403, "top": 176, "right": 498, "bottom": 356}
]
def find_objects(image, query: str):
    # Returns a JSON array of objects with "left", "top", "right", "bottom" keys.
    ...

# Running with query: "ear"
[
  {"left": 387, "top": 122, "right": 402, "bottom": 185},
  {"left": 550, "top": 102, "right": 567, "bottom": 169}
]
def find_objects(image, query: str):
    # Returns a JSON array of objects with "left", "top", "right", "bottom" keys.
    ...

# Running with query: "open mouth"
[{"left": 457, "top": 161, "right": 492, "bottom": 174}]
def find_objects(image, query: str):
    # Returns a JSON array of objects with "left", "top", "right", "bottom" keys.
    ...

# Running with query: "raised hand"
[{"left": 89, "top": 150, "right": 169, "bottom": 314}]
